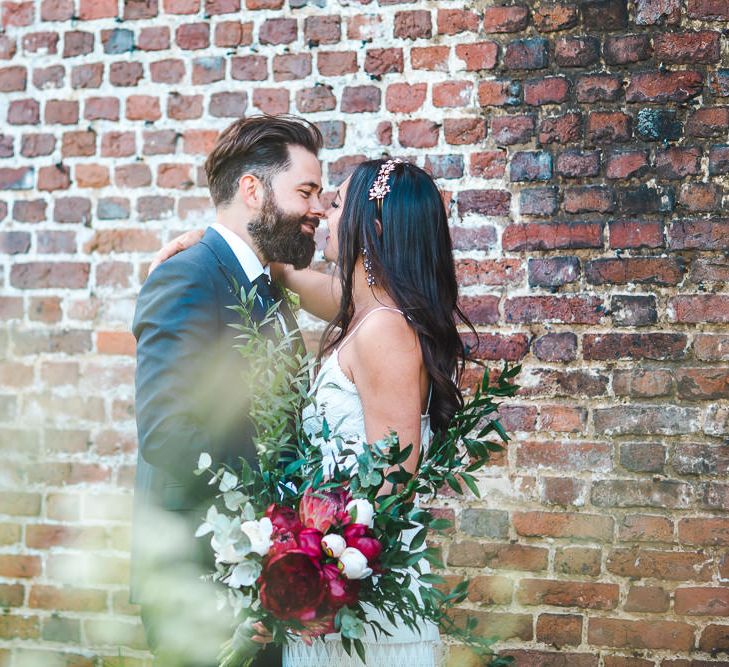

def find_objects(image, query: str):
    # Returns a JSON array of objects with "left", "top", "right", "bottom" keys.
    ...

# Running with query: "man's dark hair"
[{"left": 205, "top": 115, "right": 323, "bottom": 208}]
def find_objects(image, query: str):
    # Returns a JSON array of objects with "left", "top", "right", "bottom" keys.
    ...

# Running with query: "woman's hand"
[
  {"left": 147, "top": 229, "right": 205, "bottom": 276},
  {"left": 251, "top": 621, "right": 273, "bottom": 645}
]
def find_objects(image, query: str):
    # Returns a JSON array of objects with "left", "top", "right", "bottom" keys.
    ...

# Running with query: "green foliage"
[{"left": 206, "top": 286, "right": 519, "bottom": 665}]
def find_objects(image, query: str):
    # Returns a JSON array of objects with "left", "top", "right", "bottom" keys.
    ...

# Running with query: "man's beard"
[{"left": 248, "top": 191, "right": 317, "bottom": 270}]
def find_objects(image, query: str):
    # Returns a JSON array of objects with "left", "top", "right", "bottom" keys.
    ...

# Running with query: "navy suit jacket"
[{"left": 130, "top": 227, "right": 296, "bottom": 607}]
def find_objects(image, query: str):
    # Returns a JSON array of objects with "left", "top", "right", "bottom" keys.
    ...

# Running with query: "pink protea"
[{"left": 299, "top": 487, "right": 352, "bottom": 534}]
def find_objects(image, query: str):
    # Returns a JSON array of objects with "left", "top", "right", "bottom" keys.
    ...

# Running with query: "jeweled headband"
[{"left": 368, "top": 158, "right": 403, "bottom": 204}]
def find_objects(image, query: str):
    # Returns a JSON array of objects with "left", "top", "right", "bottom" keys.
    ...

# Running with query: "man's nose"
[{"left": 309, "top": 195, "right": 326, "bottom": 217}]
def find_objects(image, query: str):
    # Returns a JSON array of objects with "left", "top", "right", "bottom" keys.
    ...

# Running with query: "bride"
[{"left": 152, "top": 158, "right": 472, "bottom": 666}]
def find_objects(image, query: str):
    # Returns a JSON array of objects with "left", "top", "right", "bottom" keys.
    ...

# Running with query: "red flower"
[
  {"left": 297, "top": 527, "right": 324, "bottom": 559},
  {"left": 343, "top": 523, "right": 383, "bottom": 563},
  {"left": 322, "top": 563, "right": 360, "bottom": 609},
  {"left": 265, "top": 504, "right": 302, "bottom": 535},
  {"left": 269, "top": 530, "right": 298, "bottom": 557},
  {"left": 299, "top": 487, "right": 352, "bottom": 534},
  {"left": 259, "top": 550, "right": 326, "bottom": 622}
]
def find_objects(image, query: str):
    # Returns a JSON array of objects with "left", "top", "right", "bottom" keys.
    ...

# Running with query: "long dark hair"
[{"left": 321, "top": 159, "right": 474, "bottom": 434}]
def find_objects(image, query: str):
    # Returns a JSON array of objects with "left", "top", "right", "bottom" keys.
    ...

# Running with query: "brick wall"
[{"left": 1, "top": 0, "right": 728, "bottom": 664}]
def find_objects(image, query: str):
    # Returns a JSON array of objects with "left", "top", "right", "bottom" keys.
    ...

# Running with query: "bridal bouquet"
[{"left": 195, "top": 286, "right": 519, "bottom": 667}]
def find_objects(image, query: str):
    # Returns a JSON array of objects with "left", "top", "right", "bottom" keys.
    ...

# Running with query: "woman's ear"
[
  {"left": 374, "top": 218, "right": 383, "bottom": 237},
  {"left": 238, "top": 174, "right": 264, "bottom": 210}
]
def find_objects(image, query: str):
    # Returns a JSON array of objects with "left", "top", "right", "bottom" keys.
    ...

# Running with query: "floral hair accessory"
[{"left": 367, "top": 158, "right": 403, "bottom": 203}]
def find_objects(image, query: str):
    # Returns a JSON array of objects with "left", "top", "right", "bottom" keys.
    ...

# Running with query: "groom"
[{"left": 131, "top": 115, "right": 325, "bottom": 666}]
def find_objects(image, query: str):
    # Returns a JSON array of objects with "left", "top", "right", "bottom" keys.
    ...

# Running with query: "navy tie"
[{"left": 253, "top": 273, "right": 276, "bottom": 310}]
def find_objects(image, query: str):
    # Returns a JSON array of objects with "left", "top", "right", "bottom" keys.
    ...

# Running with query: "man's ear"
[
  {"left": 238, "top": 174, "right": 264, "bottom": 210},
  {"left": 374, "top": 218, "right": 383, "bottom": 237}
]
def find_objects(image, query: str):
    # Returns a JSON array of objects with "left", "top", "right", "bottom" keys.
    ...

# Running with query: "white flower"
[
  {"left": 240, "top": 517, "right": 273, "bottom": 557},
  {"left": 197, "top": 452, "right": 212, "bottom": 471},
  {"left": 346, "top": 499, "right": 374, "bottom": 528},
  {"left": 321, "top": 534, "right": 346, "bottom": 558},
  {"left": 228, "top": 560, "right": 262, "bottom": 588},
  {"left": 211, "top": 517, "right": 251, "bottom": 564},
  {"left": 338, "top": 547, "right": 372, "bottom": 580}
]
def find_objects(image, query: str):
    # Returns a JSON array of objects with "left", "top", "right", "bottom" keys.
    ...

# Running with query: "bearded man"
[{"left": 131, "top": 115, "right": 324, "bottom": 667}]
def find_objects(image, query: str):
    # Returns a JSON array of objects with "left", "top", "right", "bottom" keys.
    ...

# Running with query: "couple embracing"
[{"left": 131, "top": 114, "right": 472, "bottom": 667}]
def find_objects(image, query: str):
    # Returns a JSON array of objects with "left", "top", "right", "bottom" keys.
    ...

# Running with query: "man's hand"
[{"left": 148, "top": 229, "right": 205, "bottom": 276}]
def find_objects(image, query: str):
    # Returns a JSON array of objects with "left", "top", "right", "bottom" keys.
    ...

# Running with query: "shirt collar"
[{"left": 210, "top": 223, "right": 269, "bottom": 281}]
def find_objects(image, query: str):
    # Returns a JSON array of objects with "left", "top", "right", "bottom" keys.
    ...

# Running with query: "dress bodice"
[{"left": 301, "top": 310, "right": 432, "bottom": 474}]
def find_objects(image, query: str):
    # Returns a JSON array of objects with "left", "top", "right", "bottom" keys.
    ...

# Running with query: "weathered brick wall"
[{"left": 1, "top": 0, "right": 728, "bottom": 664}]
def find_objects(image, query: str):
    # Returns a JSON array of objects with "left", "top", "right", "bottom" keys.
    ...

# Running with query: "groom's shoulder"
[{"left": 140, "top": 242, "right": 219, "bottom": 296}]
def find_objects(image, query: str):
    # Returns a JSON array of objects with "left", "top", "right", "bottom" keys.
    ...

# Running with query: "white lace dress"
[{"left": 283, "top": 307, "right": 443, "bottom": 667}]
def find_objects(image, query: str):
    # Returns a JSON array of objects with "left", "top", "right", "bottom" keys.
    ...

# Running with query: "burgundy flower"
[
  {"left": 299, "top": 487, "right": 352, "bottom": 534},
  {"left": 268, "top": 530, "right": 298, "bottom": 557},
  {"left": 297, "top": 527, "right": 324, "bottom": 559},
  {"left": 322, "top": 563, "right": 360, "bottom": 609},
  {"left": 265, "top": 504, "right": 302, "bottom": 535},
  {"left": 343, "top": 523, "right": 383, "bottom": 563},
  {"left": 259, "top": 550, "right": 326, "bottom": 622}
]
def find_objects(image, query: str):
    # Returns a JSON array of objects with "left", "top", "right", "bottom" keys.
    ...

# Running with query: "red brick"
[
  {"left": 655, "top": 30, "right": 720, "bottom": 64},
  {"left": 150, "top": 58, "right": 185, "bottom": 83},
  {"left": 554, "top": 547, "right": 601, "bottom": 576},
  {"left": 626, "top": 71, "right": 704, "bottom": 103},
  {"left": 533, "top": 3, "right": 579, "bottom": 31},
  {"left": 483, "top": 5, "right": 529, "bottom": 32},
  {"left": 504, "top": 37, "right": 549, "bottom": 70},
  {"left": 671, "top": 295, "right": 729, "bottom": 323},
  {"left": 588, "top": 618, "right": 694, "bottom": 652},
  {"left": 273, "top": 53, "right": 311, "bottom": 81},
  {"left": 635, "top": 0, "right": 682, "bottom": 24},
  {"left": 364, "top": 48, "right": 403, "bottom": 76},
  {"left": 454, "top": 42, "right": 498, "bottom": 71},
  {"left": 539, "top": 112, "right": 582, "bottom": 145},
  {"left": 29, "top": 586, "right": 106, "bottom": 612},
  {"left": 625, "top": 586, "right": 670, "bottom": 613},
  {"left": 679, "top": 518, "right": 729, "bottom": 546},
  {"left": 138, "top": 26, "right": 170, "bottom": 51},
  {"left": 205, "top": 0, "right": 239, "bottom": 14},
  {"left": 20, "top": 133, "right": 54, "bottom": 157},
  {"left": 101, "top": 131, "right": 135, "bottom": 157},
  {"left": 517, "top": 441, "right": 611, "bottom": 472},
  {"left": 168, "top": 93, "right": 203, "bottom": 120},
  {"left": 2, "top": 1, "right": 34, "bottom": 26},
  {"left": 479, "top": 79, "right": 520, "bottom": 107},
  {"left": 346, "top": 15, "right": 383, "bottom": 41},
  {"left": 394, "top": 10, "right": 431, "bottom": 39},
  {"left": 304, "top": 15, "right": 340, "bottom": 44},
  {"left": 126, "top": 95, "right": 161, "bottom": 121},
  {"left": 674, "top": 587, "right": 729, "bottom": 616},
  {"left": 8, "top": 98, "right": 40, "bottom": 124},
  {"left": 518, "top": 579, "right": 619, "bottom": 610},
  {"left": 214, "top": 21, "right": 253, "bottom": 47},
  {"left": 385, "top": 83, "right": 426, "bottom": 113},
  {"left": 699, "top": 624, "right": 729, "bottom": 651},
  {"left": 555, "top": 36, "right": 600, "bottom": 67},
  {"left": 45, "top": 100, "right": 79, "bottom": 125},
  {"left": 433, "top": 81, "right": 472, "bottom": 108},
  {"left": 41, "top": 0, "right": 73, "bottom": 21},
  {"left": 0, "top": 555, "right": 41, "bottom": 578},
  {"left": 109, "top": 61, "right": 143, "bottom": 87},
  {"left": 504, "top": 222, "right": 603, "bottom": 251},
  {"left": 0, "top": 65, "right": 26, "bottom": 91},
  {"left": 437, "top": 9, "right": 479, "bottom": 35},
  {"left": 182, "top": 130, "right": 217, "bottom": 155},
  {"left": 157, "top": 163, "right": 193, "bottom": 189},
  {"left": 252, "top": 88, "right": 289, "bottom": 114},
  {"left": 457, "top": 189, "right": 510, "bottom": 216},
  {"left": 587, "top": 111, "right": 631, "bottom": 143},
  {"left": 83, "top": 229, "right": 160, "bottom": 253},
  {"left": 63, "top": 30, "right": 94, "bottom": 58},
  {"left": 341, "top": 86, "right": 380, "bottom": 113},
  {"left": 607, "top": 548, "right": 711, "bottom": 580},
  {"left": 78, "top": 0, "right": 116, "bottom": 19},
  {"left": 411, "top": 46, "right": 449, "bottom": 71},
  {"left": 84, "top": 96, "right": 119, "bottom": 121},
  {"left": 124, "top": 0, "right": 158, "bottom": 19},
  {"left": 259, "top": 18, "right": 296, "bottom": 45},
  {"left": 175, "top": 22, "right": 209, "bottom": 50},
  {"left": 514, "top": 511, "right": 613, "bottom": 541},
  {"left": 444, "top": 119, "right": 488, "bottom": 148},
  {"left": 114, "top": 164, "right": 152, "bottom": 188},
  {"left": 317, "top": 51, "right": 357, "bottom": 77},
  {"left": 524, "top": 76, "right": 570, "bottom": 105},
  {"left": 37, "top": 164, "right": 71, "bottom": 191},
  {"left": 75, "top": 165, "right": 109, "bottom": 189}
]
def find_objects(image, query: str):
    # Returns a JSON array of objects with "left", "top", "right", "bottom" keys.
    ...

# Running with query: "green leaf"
[{"left": 459, "top": 472, "right": 480, "bottom": 498}]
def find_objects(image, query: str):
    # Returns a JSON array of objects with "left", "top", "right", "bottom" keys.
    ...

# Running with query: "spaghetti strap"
[
  {"left": 337, "top": 306, "right": 403, "bottom": 352},
  {"left": 425, "top": 382, "right": 433, "bottom": 414}
]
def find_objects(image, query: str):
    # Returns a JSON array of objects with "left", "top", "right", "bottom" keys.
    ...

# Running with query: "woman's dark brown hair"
[{"left": 205, "top": 115, "right": 323, "bottom": 208}]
